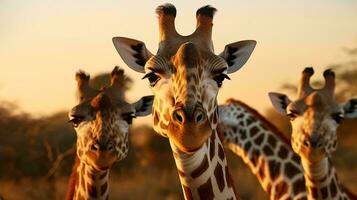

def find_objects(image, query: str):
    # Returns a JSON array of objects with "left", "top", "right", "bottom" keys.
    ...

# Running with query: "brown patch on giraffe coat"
[
  {"left": 209, "top": 139, "right": 215, "bottom": 161},
  {"left": 243, "top": 141, "right": 252, "bottom": 153},
  {"left": 308, "top": 186, "right": 318, "bottom": 199},
  {"left": 285, "top": 162, "right": 301, "bottom": 178},
  {"left": 254, "top": 133, "right": 265, "bottom": 144},
  {"left": 214, "top": 163, "right": 225, "bottom": 192},
  {"left": 321, "top": 186, "right": 329, "bottom": 199},
  {"left": 268, "top": 160, "right": 280, "bottom": 180},
  {"left": 240, "top": 129, "right": 247, "bottom": 140},
  {"left": 190, "top": 155, "right": 209, "bottom": 179},
  {"left": 275, "top": 181, "right": 289, "bottom": 199},
  {"left": 293, "top": 177, "right": 306, "bottom": 195},
  {"left": 250, "top": 149, "right": 260, "bottom": 167},
  {"left": 183, "top": 185, "right": 193, "bottom": 200},
  {"left": 330, "top": 178, "right": 337, "bottom": 197},
  {"left": 218, "top": 143, "right": 225, "bottom": 161},
  {"left": 258, "top": 158, "right": 266, "bottom": 180},
  {"left": 250, "top": 126, "right": 259, "bottom": 137},
  {"left": 101, "top": 182, "right": 108, "bottom": 196},
  {"left": 277, "top": 145, "right": 289, "bottom": 159},
  {"left": 153, "top": 111, "right": 159, "bottom": 126},
  {"left": 88, "top": 183, "right": 98, "bottom": 198},
  {"left": 246, "top": 116, "right": 256, "bottom": 126},
  {"left": 267, "top": 135, "right": 277, "bottom": 148},
  {"left": 266, "top": 183, "right": 272, "bottom": 195},
  {"left": 197, "top": 178, "right": 214, "bottom": 200},
  {"left": 262, "top": 145, "right": 274, "bottom": 156}
]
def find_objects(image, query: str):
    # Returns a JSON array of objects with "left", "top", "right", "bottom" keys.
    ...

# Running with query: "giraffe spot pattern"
[
  {"left": 293, "top": 177, "right": 306, "bottom": 195},
  {"left": 275, "top": 180, "right": 289, "bottom": 198},
  {"left": 218, "top": 143, "right": 225, "bottom": 161},
  {"left": 214, "top": 163, "right": 225, "bottom": 192},
  {"left": 88, "top": 183, "right": 97, "bottom": 198},
  {"left": 277, "top": 145, "right": 289, "bottom": 159},
  {"left": 285, "top": 162, "right": 301, "bottom": 178},
  {"left": 330, "top": 177, "right": 338, "bottom": 197},
  {"left": 190, "top": 155, "right": 209, "bottom": 179},
  {"left": 321, "top": 186, "right": 328, "bottom": 199},
  {"left": 198, "top": 177, "right": 214, "bottom": 200},
  {"left": 183, "top": 185, "right": 193, "bottom": 200}
]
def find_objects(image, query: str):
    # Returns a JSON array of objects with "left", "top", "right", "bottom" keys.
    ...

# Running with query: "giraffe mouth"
[{"left": 167, "top": 116, "right": 211, "bottom": 153}]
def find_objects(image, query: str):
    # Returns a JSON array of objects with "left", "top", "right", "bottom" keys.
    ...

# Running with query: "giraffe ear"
[
  {"left": 132, "top": 95, "right": 154, "bottom": 117},
  {"left": 112, "top": 37, "right": 154, "bottom": 73},
  {"left": 268, "top": 92, "right": 291, "bottom": 114},
  {"left": 219, "top": 40, "right": 256, "bottom": 74},
  {"left": 342, "top": 99, "right": 357, "bottom": 118}
]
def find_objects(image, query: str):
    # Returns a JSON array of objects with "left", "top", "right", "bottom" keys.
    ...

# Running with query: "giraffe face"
[
  {"left": 269, "top": 68, "right": 357, "bottom": 162},
  {"left": 145, "top": 43, "right": 228, "bottom": 152},
  {"left": 69, "top": 68, "right": 154, "bottom": 171},
  {"left": 112, "top": 4, "right": 256, "bottom": 153},
  {"left": 69, "top": 93, "right": 133, "bottom": 171},
  {"left": 287, "top": 92, "right": 342, "bottom": 161}
]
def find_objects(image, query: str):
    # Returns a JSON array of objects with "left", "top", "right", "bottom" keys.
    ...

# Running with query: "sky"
[{"left": 1, "top": 0, "right": 357, "bottom": 118}]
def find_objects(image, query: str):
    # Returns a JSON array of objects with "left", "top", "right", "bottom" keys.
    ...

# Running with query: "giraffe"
[
  {"left": 66, "top": 67, "right": 154, "bottom": 200},
  {"left": 218, "top": 99, "right": 308, "bottom": 199},
  {"left": 112, "top": 4, "right": 256, "bottom": 199},
  {"left": 269, "top": 67, "right": 357, "bottom": 200}
]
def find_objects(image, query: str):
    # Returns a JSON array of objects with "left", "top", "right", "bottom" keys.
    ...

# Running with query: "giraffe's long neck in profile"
[
  {"left": 300, "top": 152, "right": 352, "bottom": 200},
  {"left": 219, "top": 100, "right": 307, "bottom": 200},
  {"left": 170, "top": 130, "right": 238, "bottom": 200},
  {"left": 66, "top": 156, "right": 110, "bottom": 200}
]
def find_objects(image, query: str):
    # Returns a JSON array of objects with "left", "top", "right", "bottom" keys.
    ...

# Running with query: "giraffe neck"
[
  {"left": 220, "top": 100, "right": 307, "bottom": 199},
  {"left": 301, "top": 156, "right": 350, "bottom": 200},
  {"left": 170, "top": 130, "right": 238, "bottom": 200},
  {"left": 67, "top": 156, "right": 110, "bottom": 200}
]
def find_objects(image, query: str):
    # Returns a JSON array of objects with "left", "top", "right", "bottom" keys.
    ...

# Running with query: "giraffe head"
[
  {"left": 69, "top": 67, "right": 154, "bottom": 171},
  {"left": 112, "top": 4, "right": 256, "bottom": 153},
  {"left": 269, "top": 67, "right": 357, "bottom": 162}
]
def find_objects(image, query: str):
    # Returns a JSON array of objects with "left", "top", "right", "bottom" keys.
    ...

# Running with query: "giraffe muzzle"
[{"left": 172, "top": 103, "right": 207, "bottom": 125}]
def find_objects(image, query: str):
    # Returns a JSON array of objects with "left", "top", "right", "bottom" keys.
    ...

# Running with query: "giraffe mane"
[
  {"left": 225, "top": 98, "right": 291, "bottom": 145},
  {"left": 65, "top": 155, "right": 80, "bottom": 200}
]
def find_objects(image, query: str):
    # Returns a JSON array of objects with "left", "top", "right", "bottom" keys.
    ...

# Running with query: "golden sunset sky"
[{"left": 1, "top": 0, "right": 357, "bottom": 116}]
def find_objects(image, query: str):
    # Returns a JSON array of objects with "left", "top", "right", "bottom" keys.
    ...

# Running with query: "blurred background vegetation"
[{"left": 0, "top": 48, "right": 356, "bottom": 199}]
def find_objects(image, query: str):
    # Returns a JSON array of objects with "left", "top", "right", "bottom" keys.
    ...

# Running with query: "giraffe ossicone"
[
  {"left": 66, "top": 67, "right": 154, "bottom": 200},
  {"left": 113, "top": 3, "right": 256, "bottom": 199},
  {"left": 269, "top": 67, "right": 357, "bottom": 200}
]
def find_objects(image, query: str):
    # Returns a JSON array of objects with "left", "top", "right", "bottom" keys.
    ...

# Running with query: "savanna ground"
[{"left": 0, "top": 48, "right": 356, "bottom": 199}]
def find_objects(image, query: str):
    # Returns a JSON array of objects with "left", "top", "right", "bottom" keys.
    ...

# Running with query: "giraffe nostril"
[
  {"left": 107, "top": 144, "right": 114, "bottom": 151},
  {"left": 91, "top": 143, "right": 99, "bottom": 152},
  {"left": 194, "top": 110, "right": 206, "bottom": 124},
  {"left": 303, "top": 139, "right": 310, "bottom": 147},
  {"left": 173, "top": 109, "right": 185, "bottom": 124}
]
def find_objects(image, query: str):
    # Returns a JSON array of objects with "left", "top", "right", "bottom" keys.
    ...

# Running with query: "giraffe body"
[
  {"left": 66, "top": 67, "right": 153, "bottom": 200},
  {"left": 269, "top": 67, "right": 357, "bottom": 200},
  {"left": 113, "top": 4, "right": 256, "bottom": 199}
]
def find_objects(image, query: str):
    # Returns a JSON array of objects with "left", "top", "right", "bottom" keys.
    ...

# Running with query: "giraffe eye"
[
  {"left": 122, "top": 112, "right": 135, "bottom": 124},
  {"left": 286, "top": 110, "right": 299, "bottom": 121},
  {"left": 331, "top": 113, "right": 344, "bottom": 124},
  {"left": 142, "top": 72, "right": 160, "bottom": 87},
  {"left": 68, "top": 116, "right": 84, "bottom": 128},
  {"left": 213, "top": 74, "right": 230, "bottom": 87}
]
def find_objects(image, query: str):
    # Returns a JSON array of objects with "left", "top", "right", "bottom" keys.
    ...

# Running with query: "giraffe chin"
[{"left": 167, "top": 118, "right": 212, "bottom": 153}]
